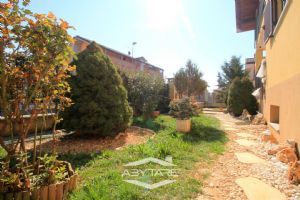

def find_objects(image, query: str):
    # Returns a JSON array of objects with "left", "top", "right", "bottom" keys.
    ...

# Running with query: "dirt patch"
[{"left": 26, "top": 126, "right": 155, "bottom": 154}]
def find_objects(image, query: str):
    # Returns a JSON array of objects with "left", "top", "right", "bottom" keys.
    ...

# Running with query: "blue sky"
[{"left": 30, "top": 0, "right": 255, "bottom": 92}]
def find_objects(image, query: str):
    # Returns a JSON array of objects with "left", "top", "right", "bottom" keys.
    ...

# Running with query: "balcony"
[{"left": 235, "top": 0, "right": 259, "bottom": 32}]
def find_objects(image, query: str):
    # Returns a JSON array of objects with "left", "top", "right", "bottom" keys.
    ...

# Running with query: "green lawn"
[
  {"left": 0, "top": 147, "right": 7, "bottom": 159},
  {"left": 62, "top": 114, "right": 227, "bottom": 200}
]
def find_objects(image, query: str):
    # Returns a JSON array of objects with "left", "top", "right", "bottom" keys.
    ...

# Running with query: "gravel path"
[{"left": 196, "top": 110, "right": 300, "bottom": 200}]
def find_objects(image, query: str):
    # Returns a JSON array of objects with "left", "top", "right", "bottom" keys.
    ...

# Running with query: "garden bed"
[
  {"left": 66, "top": 115, "right": 227, "bottom": 199},
  {"left": 25, "top": 126, "right": 155, "bottom": 154},
  {"left": 0, "top": 173, "right": 78, "bottom": 200}
]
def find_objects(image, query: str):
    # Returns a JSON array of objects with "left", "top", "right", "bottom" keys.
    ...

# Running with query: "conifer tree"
[{"left": 62, "top": 42, "right": 132, "bottom": 136}]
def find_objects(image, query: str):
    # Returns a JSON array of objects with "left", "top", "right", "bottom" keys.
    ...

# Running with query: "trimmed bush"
[
  {"left": 62, "top": 42, "right": 132, "bottom": 136},
  {"left": 122, "top": 72, "right": 164, "bottom": 119},
  {"left": 227, "top": 77, "right": 258, "bottom": 116},
  {"left": 157, "top": 83, "right": 171, "bottom": 114},
  {"left": 169, "top": 98, "right": 195, "bottom": 119}
]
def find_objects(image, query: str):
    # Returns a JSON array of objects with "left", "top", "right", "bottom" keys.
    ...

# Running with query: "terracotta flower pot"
[
  {"left": 176, "top": 119, "right": 191, "bottom": 132},
  {"left": 151, "top": 111, "right": 160, "bottom": 118}
]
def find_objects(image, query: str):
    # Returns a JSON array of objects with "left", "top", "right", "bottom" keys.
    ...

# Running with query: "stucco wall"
[{"left": 264, "top": 0, "right": 300, "bottom": 143}]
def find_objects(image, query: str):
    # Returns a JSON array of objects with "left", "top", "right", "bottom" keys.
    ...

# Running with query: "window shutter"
[{"left": 264, "top": 0, "right": 273, "bottom": 43}]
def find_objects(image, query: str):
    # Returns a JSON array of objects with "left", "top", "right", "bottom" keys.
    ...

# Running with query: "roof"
[
  {"left": 74, "top": 36, "right": 163, "bottom": 71},
  {"left": 235, "top": 0, "right": 259, "bottom": 32}
]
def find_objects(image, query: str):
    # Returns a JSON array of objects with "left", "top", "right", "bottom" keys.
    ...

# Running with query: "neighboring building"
[
  {"left": 167, "top": 78, "right": 224, "bottom": 108},
  {"left": 197, "top": 90, "right": 209, "bottom": 103},
  {"left": 235, "top": 0, "right": 300, "bottom": 144},
  {"left": 207, "top": 89, "right": 226, "bottom": 108},
  {"left": 167, "top": 78, "right": 208, "bottom": 103},
  {"left": 73, "top": 36, "right": 164, "bottom": 77},
  {"left": 245, "top": 58, "right": 256, "bottom": 86},
  {"left": 167, "top": 78, "right": 180, "bottom": 101}
]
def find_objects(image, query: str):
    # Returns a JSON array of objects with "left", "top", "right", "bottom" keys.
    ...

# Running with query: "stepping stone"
[
  {"left": 236, "top": 177, "right": 286, "bottom": 200},
  {"left": 235, "top": 153, "right": 266, "bottom": 164},
  {"left": 225, "top": 127, "right": 239, "bottom": 131},
  {"left": 235, "top": 139, "right": 257, "bottom": 147},
  {"left": 236, "top": 132, "right": 256, "bottom": 139},
  {"left": 223, "top": 124, "right": 232, "bottom": 127}
]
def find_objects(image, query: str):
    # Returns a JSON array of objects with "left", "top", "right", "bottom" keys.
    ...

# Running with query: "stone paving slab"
[
  {"left": 236, "top": 132, "right": 256, "bottom": 139},
  {"left": 235, "top": 153, "right": 266, "bottom": 164},
  {"left": 235, "top": 139, "right": 257, "bottom": 147},
  {"left": 235, "top": 177, "right": 286, "bottom": 200},
  {"left": 225, "top": 127, "right": 239, "bottom": 131}
]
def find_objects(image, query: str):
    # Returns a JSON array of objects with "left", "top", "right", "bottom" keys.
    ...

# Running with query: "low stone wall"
[{"left": 0, "top": 114, "right": 55, "bottom": 137}]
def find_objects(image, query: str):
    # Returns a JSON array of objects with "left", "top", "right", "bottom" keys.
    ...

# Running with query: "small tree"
[
  {"left": 0, "top": 0, "right": 77, "bottom": 193},
  {"left": 227, "top": 77, "right": 258, "bottom": 116},
  {"left": 174, "top": 60, "right": 207, "bottom": 98},
  {"left": 217, "top": 56, "right": 248, "bottom": 104},
  {"left": 174, "top": 68, "right": 188, "bottom": 98},
  {"left": 0, "top": 0, "right": 75, "bottom": 158},
  {"left": 62, "top": 43, "right": 132, "bottom": 136},
  {"left": 124, "top": 72, "right": 164, "bottom": 119}
]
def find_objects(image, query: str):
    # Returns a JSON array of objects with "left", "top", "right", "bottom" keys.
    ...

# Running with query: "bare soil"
[{"left": 25, "top": 126, "right": 154, "bottom": 154}]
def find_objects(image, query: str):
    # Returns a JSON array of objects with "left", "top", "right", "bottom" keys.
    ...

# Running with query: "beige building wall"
[{"left": 261, "top": 0, "right": 300, "bottom": 143}]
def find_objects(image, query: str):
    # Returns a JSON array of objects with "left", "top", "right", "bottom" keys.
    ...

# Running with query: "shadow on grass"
[
  {"left": 58, "top": 153, "right": 99, "bottom": 169},
  {"left": 182, "top": 119, "right": 227, "bottom": 144},
  {"left": 132, "top": 117, "right": 161, "bottom": 132}
]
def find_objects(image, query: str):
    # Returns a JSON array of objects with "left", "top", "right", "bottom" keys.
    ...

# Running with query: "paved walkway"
[{"left": 196, "top": 109, "right": 292, "bottom": 200}]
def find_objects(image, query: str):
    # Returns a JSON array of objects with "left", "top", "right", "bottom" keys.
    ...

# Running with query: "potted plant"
[
  {"left": 169, "top": 98, "right": 194, "bottom": 132},
  {"left": 151, "top": 110, "right": 160, "bottom": 118}
]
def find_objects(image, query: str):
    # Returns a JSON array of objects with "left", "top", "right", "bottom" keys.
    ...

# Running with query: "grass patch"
[
  {"left": 0, "top": 147, "right": 7, "bottom": 159},
  {"left": 68, "top": 114, "right": 227, "bottom": 200}
]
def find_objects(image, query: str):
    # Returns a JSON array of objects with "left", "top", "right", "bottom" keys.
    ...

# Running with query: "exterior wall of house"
[
  {"left": 167, "top": 79, "right": 179, "bottom": 101},
  {"left": 73, "top": 37, "right": 163, "bottom": 77},
  {"left": 257, "top": 0, "right": 300, "bottom": 143}
]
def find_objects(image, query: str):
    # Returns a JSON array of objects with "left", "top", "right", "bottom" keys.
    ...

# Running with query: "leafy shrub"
[
  {"left": 122, "top": 72, "right": 164, "bottom": 119},
  {"left": 169, "top": 98, "right": 194, "bottom": 119},
  {"left": 227, "top": 77, "right": 258, "bottom": 116},
  {"left": 62, "top": 42, "right": 132, "bottom": 136},
  {"left": 157, "top": 83, "right": 171, "bottom": 114}
]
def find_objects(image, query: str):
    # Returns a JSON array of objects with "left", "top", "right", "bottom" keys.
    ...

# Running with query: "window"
[
  {"left": 270, "top": 105, "right": 280, "bottom": 131},
  {"left": 264, "top": 0, "right": 288, "bottom": 43},
  {"left": 272, "top": 0, "right": 287, "bottom": 26}
]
